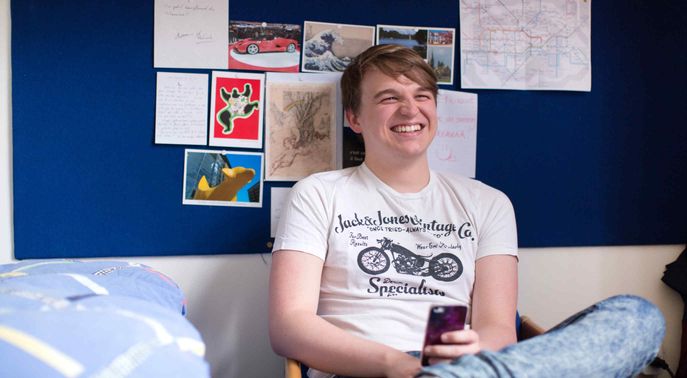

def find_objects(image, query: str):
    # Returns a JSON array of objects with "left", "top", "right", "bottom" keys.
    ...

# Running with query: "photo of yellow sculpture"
[{"left": 183, "top": 149, "right": 264, "bottom": 207}]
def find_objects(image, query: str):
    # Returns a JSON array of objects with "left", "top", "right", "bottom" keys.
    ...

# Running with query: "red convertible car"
[{"left": 232, "top": 36, "right": 299, "bottom": 55}]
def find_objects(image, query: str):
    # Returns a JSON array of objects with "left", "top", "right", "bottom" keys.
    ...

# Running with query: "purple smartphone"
[{"left": 420, "top": 305, "right": 468, "bottom": 366}]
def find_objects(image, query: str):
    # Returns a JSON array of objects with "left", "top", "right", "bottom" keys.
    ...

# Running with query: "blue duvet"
[{"left": 0, "top": 260, "right": 209, "bottom": 377}]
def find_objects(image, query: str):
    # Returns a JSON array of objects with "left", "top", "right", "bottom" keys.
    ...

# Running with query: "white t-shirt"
[{"left": 273, "top": 163, "right": 517, "bottom": 372}]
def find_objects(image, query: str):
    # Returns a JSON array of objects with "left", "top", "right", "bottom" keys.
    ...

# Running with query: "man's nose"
[{"left": 398, "top": 99, "right": 419, "bottom": 116}]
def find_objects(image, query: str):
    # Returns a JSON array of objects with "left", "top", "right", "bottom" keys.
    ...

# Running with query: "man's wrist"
[{"left": 382, "top": 349, "right": 421, "bottom": 377}]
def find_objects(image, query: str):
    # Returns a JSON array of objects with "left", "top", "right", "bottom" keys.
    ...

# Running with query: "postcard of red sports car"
[{"left": 229, "top": 21, "right": 301, "bottom": 72}]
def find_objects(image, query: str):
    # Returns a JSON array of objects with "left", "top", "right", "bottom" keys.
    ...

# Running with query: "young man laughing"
[{"left": 269, "top": 44, "right": 664, "bottom": 378}]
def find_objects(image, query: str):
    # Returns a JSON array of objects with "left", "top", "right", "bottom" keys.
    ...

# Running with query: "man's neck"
[{"left": 364, "top": 157, "right": 431, "bottom": 193}]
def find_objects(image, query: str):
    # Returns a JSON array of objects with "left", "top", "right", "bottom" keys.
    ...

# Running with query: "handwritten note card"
[
  {"left": 270, "top": 187, "right": 292, "bottom": 238},
  {"left": 155, "top": 72, "right": 209, "bottom": 145},
  {"left": 428, "top": 89, "right": 478, "bottom": 178},
  {"left": 154, "top": 0, "right": 228, "bottom": 69}
]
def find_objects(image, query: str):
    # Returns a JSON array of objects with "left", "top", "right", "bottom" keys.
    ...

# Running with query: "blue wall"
[{"left": 11, "top": 0, "right": 687, "bottom": 258}]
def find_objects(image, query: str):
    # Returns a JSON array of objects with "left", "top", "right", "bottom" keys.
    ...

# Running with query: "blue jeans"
[{"left": 417, "top": 295, "right": 665, "bottom": 378}]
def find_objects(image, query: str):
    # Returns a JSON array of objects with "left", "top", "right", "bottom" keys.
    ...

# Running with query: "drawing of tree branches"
[{"left": 269, "top": 90, "right": 331, "bottom": 176}]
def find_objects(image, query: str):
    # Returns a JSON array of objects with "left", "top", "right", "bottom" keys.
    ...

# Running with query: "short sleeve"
[
  {"left": 475, "top": 187, "right": 518, "bottom": 260},
  {"left": 271, "top": 176, "right": 331, "bottom": 260}
]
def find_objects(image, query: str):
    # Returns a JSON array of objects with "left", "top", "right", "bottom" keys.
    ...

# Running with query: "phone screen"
[{"left": 420, "top": 305, "right": 468, "bottom": 366}]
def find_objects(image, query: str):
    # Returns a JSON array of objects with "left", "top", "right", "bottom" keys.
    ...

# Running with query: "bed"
[{"left": 0, "top": 259, "right": 210, "bottom": 377}]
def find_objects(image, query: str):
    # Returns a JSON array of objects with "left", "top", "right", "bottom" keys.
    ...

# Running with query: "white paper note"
[
  {"left": 270, "top": 187, "right": 292, "bottom": 238},
  {"left": 154, "top": 0, "right": 229, "bottom": 69},
  {"left": 155, "top": 72, "right": 209, "bottom": 145},
  {"left": 428, "top": 89, "right": 478, "bottom": 178}
]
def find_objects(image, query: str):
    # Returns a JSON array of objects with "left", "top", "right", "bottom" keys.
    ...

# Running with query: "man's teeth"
[{"left": 392, "top": 124, "right": 422, "bottom": 133}]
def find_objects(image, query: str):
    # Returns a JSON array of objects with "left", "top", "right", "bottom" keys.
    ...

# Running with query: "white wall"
[
  {"left": 1, "top": 2, "right": 683, "bottom": 377},
  {"left": 1, "top": 0, "right": 11, "bottom": 264}
]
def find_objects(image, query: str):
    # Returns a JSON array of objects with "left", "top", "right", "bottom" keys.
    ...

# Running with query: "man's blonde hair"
[{"left": 341, "top": 44, "right": 439, "bottom": 114}]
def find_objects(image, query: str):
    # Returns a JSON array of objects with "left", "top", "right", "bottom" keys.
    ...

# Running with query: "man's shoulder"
[
  {"left": 292, "top": 166, "right": 359, "bottom": 194},
  {"left": 433, "top": 170, "right": 487, "bottom": 190},
  {"left": 298, "top": 166, "right": 357, "bottom": 185},
  {"left": 433, "top": 171, "right": 510, "bottom": 202}
]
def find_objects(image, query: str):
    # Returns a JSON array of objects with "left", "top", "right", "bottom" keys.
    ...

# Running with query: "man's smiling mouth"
[{"left": 391, "top": 124, "right": 423, "bottom": 133}]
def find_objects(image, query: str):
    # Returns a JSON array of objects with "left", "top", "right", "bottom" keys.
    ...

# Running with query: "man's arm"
[
  {"left": 269, "top": 249, "right": 421, "bottom": 378},
  {"left": 470, "top": 254, "right": 518, "bottom": 350}
]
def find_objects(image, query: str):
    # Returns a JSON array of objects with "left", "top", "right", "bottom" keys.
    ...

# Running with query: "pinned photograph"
[
  {"left": 183, "top": 149, "right": 264, "bottom": 207},
  {"left": 228, "top": 21, "right": 301, "bottom": 72},
  {"left": 428, "top": 29, "right": 455, "bottom": 84},
  {"left": 209, "top": 71, "right": 264, "bottom": 149},
  {"left": 302, "top": 21, "right": 376, "bottom": 73},
  {"left": 265, "top": 72, "right": 342, "bottom": 181},
  {"left": 377, "top": 25, "right": 455, "bottom": 85}
]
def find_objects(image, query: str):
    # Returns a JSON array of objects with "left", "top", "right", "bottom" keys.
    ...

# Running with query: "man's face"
[{"left": 346, "top": 68, "right": 437, "bottom": 166}]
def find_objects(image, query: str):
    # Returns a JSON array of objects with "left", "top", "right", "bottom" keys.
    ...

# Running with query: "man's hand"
[{"left": 422, "top": 328, "right": 481, "bottom": 365}]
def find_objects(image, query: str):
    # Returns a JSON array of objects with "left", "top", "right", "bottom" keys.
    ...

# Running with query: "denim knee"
[
  {"left": 603, "top": 295, "right": 664, "bottom": 324},
  {"left": 416, "top": 295, "right": 666, "bottom": 378},
  {"left": 602, "top": 294, "right": 666, "bottom": 346}
]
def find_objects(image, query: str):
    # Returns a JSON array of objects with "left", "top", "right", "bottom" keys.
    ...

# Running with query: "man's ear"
[{"left": 345, "top": 109, "right": 362, "bottom": 134}]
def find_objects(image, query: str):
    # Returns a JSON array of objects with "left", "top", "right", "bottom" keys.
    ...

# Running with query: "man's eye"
[{"left": 381, "top": 96, "right": 398, "bottom": 102}]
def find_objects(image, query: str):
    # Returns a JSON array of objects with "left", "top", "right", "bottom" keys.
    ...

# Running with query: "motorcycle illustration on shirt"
[{"left": 357, "top": 237, "right": 463, "bottom": 282}]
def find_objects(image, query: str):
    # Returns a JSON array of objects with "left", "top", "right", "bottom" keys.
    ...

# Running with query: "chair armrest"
[
  {"left": 285, "top": 358, "right": 303, "bottom": 378},
  {"left": 519, "top": 315, "right": 546, "bottom": 340}
]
